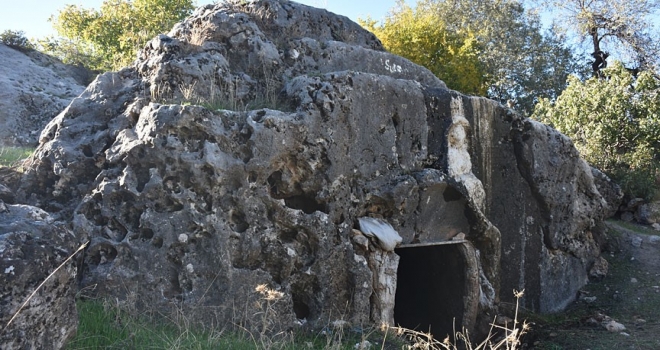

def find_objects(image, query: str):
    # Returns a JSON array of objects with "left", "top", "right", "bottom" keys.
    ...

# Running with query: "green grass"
[
  {"left": 0, "top": 146, "right": 34, "bottom": 167},
  {"left": 68, "top": 300, "right": 265, "bottom": 349},
  {"left": 608, "top": 219, "right": 660, "bottom": 236},
  {"left": 68, "top": 296, "right": 529, "bottom": 349},
  {"left": 67, "top": 299, "right": 397, "bottom": 350}
]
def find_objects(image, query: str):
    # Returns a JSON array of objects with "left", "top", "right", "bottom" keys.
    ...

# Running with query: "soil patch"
[{"left": 525, "top": 220, "right": 660, "bottom": 349}]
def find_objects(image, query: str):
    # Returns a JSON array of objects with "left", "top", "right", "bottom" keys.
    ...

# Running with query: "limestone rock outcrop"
[
  {"left": 0, "top": 203, "right": 80, "bottom": 349},
  {"left": 0, "top": 44, "right": 92, "bottom": 146},
  {"left": 16, "top": 0, "right": 620, "bottom": 338}
]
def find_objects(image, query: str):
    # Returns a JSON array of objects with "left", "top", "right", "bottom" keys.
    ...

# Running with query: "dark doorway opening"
[{"left": 394, "top": 243, "right": 469, "bottom": 340}]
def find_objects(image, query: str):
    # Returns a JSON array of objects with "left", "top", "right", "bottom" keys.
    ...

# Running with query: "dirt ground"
[{"left": 523, "top": 220, "right": 660, "bottom": 350}]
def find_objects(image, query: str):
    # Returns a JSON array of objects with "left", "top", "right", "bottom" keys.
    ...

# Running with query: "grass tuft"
[{"left": 0, "top": 146, "right": 34, "bottom": 167}]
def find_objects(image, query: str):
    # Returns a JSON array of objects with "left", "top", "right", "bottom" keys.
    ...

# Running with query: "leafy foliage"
[
  {"left": 47, "top": 0, "right": 194, "bottom": 71},
  {"left": 0, "top": 30, "right": 34, "bottom": 51},
  {"left": 361, "top": 2, "right": 487, "bottom": 96},
  {"left": 533, "top": 61, "right": 660, "bottom": 199},
  {"left": 362, "top": 0, "right": 578, "bottom": 113},
  {"left": 0, "top": 147, "right": 34, "bottom": 167}
]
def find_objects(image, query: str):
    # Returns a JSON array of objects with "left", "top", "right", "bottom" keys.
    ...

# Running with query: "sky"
[{"left": 0, "top": 0, "right": 414, "bottom": 40}]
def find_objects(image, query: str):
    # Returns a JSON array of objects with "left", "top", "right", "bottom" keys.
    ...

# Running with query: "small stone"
[
  {"left": 605, "top": 320, "right": 626, "bottom": 332},
  {"left": 631, "top": 277, "right": 638, "bottom": 283},
  {"left": 352, "top": 234, "right": 370, "bottom": 250},
  {"left": 186, "top": 263, "right": 194, "bottom": 273},
  {"left": 452, "top": 232, "right": 466, "bottom": 240},
  {"left": 582, "top": 296, "right": 597, "bottom": 303},
  {"left": 649, "top": 235, "right": 660, "bottom": 243},
  {"left": 178, "top": 233, "right": 188, "bottom": 243},
  {"left": 631, "top": 236, "right": 643, "bottom": 247},
  {"left": 354, "top": 340, "right": 372, "bottom": 349},
  {"left": 620, "top": 332, "right": 630, "bottom": 337},
  {"left": 589, "top": 257, "right": 608, "bottom": 280},
  {"left": 652, "top": 223, "right": 660, "bottom": 231}
]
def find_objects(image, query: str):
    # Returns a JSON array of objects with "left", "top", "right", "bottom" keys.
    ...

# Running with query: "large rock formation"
[
  {"left": 0, "top": 44, "right": 92, "bottom": 146},
  {"left": 0, "top": 203, "right": 80, "bottom": 349},
  {"left": 15, "top": 0, "right": 620, "bottom": 340}
]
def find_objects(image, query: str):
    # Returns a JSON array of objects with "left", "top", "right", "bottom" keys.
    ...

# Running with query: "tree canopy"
[
  {"left": 533, "top": 61, "right": 660, "bottom": 198},
  {"left": 362, "top": 0, "right": 578, "bottom": 113},
  {"left": 360, "top": 2, "right": 487, "bottom": 95},
  {"left": 45, "top": 0, "right": 194, "bottom": 71}
]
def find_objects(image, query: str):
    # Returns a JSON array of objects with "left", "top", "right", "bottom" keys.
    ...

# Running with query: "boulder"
[
  {"left": 0, "top": 44, "right": 91, "bottom": 146},
  {"left": 16, "top": 0, "right": 620, "bottom": 337},
  {"left": 0, "top": 203, "right": 80, "bottom": 350},
  {"left": 635, "top": 201, "right": 660, "bottom": 225},
  {"left": 621, "top": 197, "right": 644, "bottom": 213}
]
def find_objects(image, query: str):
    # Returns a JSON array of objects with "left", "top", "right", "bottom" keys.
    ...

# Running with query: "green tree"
[
  {"left": 363, "top": 0, "right": 578, "bottom": 113},
  {"left": 533, "top": 61, "right": 660, "bottom": 199},
  {"left": 47, "top": 0, "right": 194, "bottom": 71},
  {"left": 360, "top": 2, "right": 487, "bottom": 95}
]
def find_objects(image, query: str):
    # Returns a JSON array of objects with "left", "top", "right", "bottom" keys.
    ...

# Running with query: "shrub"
[
  {"left": 0, "top": 30, "right": 34, "bottom": 51},
  {"left": 49, "top": 0, "right": 194, "bottom": 71},
  {"left": 533, "top": 62, "right": 660, "bottom": 200}
]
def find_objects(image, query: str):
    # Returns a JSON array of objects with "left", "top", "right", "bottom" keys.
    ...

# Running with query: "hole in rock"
[
  {"left": 267, "top": 171, "right": 283, "bottom": 196},
  {"left": 82, "top": 145, "right": 93, "bottom": 157},
  {"left": 394, "top": 242, "right": 474, "bottom": 341},
  {"left": 283, "top": 194, "right": 327, "bottom": 214},
  {"left": 86, "top": 243, "right": 118, "bottom": 266},
  {"left": 230, "top": 211, "right": 249, "bottom": 233},
  {"left": 292, "top": 294, "right": 310, "bottom": 320},
  {"left": 279, "top": 229, "right": 298, "bottom": 243},
  {"left": 140, "top": 228, "right": 154, "bottom": 240},
  {"left": 135, "top": 165, "right": 151, "bottom": 193}
]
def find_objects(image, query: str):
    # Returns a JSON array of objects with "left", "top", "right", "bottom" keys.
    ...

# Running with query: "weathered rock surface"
[
  {"left": 635, "top": 201, "right": 660, "bottom": 225},
  {"left": 0, "top": 44, "right": 91, "bottom": 146},
  {"left": 467, "top": 111, "right": 622, "bottom": 311},
  {"left": 0, "top": 203, "right": 80, "bottom": 349},
  {"left": 16, "top": 0, "right": 620, "bottom": 337}
]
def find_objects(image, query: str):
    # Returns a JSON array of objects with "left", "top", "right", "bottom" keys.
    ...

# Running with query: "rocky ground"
[{"left": 525, "top": 220, "right": 660, "bottom": 349}]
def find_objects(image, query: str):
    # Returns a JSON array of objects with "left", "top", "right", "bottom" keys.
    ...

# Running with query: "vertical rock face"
[
  {"left": 465, "top": 100, "right": 621, "bottom": 312},
  {"left": 16, "top": 0, "right": 619, "bottom": 337},
  {"left": 0, "top": 204, "right": 80, "bottom": 349}
]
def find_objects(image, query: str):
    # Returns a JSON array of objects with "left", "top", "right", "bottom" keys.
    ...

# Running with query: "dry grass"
[{"left": 383, "top": 290, "right": 528, "bottom": 350}]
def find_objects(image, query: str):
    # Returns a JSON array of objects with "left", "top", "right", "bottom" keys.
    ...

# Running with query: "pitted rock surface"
[
  {"left": 17, "top": 0, "right": 619, "bottom": 335},
  {"left": 0, "top": 204, "right": 80, "bottom": 350}
]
